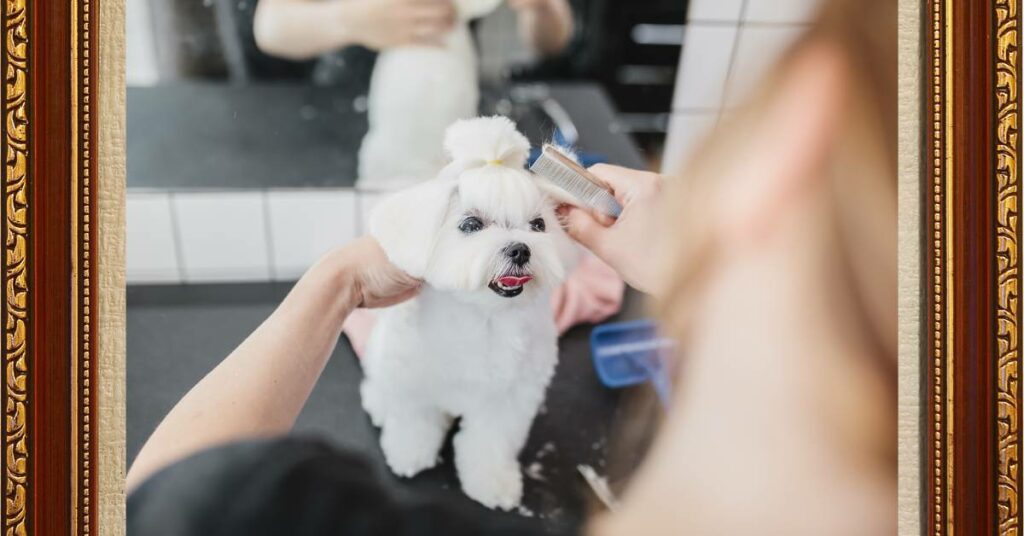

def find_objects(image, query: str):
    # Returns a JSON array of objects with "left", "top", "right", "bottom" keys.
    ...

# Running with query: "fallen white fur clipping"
[{"left": 577, "top": 464, "right": 619, "bottom": 511}]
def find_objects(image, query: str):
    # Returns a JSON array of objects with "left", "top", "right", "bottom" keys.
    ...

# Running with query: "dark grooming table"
[
  {"left": 128, "top": 284, "right": 649, "bottom": 529},
  {"left": 127, "top": 82, "right": 646, "bottom": 190}
]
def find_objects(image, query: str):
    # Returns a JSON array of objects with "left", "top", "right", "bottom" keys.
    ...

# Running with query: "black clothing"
[{"left": 128, "top": 437, "right": 579, "bottom": 536}]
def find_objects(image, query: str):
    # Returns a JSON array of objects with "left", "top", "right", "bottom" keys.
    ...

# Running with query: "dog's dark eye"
[
  {"left": 530, "top": 217, "right": 546, "bottom": 232},
  {"left": 459, "top": 216, "right": 484, "bottom": 234}
]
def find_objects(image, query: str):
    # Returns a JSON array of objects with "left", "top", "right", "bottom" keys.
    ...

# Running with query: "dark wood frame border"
[
  {"left": 1, "top": 0, "right": 100, "bottom": 533},
  {"left": 6, "top": 0, "right": 1024, "bottom": 533},
  {"left": 924, "top": 0, "right": 1022, "bottom": 534}
]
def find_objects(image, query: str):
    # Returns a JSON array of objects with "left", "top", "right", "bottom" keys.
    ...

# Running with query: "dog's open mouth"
[{"left": 489, "top": 274, "right": 534, "bottom": 298}]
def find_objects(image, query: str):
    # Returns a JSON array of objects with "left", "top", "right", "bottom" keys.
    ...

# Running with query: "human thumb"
[{"left": 558, "top": 205, "right": 610, "bottom": 254}]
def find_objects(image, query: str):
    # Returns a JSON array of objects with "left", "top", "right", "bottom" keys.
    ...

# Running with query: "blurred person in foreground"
[
  {"left": 564, "top": 0, "right": 896, "bottom": 531},
  {"left": 127, "top": 0, "right": 895, "bottom": 533}
]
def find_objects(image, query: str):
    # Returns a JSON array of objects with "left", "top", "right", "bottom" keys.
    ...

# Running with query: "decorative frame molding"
[
  {"left": 5, "top": 0, "right": 1024, "bottom": 533},
  {"left": 0, "top": 0, "right": 102, "bottom": 533},
  {"left": 71, "top": 0, "right": 99, "bottom": 532},
  {"left": 3, "top": 0, "right": 30, "bottom": 532},
  {"left": 994, "top": 0, "right": 1020, "bottom": 533},
  {"left": 924, "top": 0, "right": 1022, "bottom": 534}
]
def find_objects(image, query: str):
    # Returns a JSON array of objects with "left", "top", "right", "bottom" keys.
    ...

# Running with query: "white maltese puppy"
[
  {"left": 361, "top": 116, "right": 577, "bottom": 509},
  {"left": 357, "top": 0, "right": 502, "bottom": 187}
]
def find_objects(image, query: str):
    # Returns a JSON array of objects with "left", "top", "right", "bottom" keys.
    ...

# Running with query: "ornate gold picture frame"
[
  {"left": 4, "top": 0, "right": 1021, "bottom": 533},
  {"left": 0, "top": 0, "right": 125, "bottom": 533},
  {"left": 922, "top": 0, "right": 1022, "bottom": 533}
]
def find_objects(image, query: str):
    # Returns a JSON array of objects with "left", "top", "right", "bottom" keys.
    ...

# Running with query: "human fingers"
[
  {"left": 348, "top": 237, "right": 423, "bottom": 308},
  {"left": 587, "top": 164, "right": 662, "bottom": 205},
  {"left": 365, "top": 284, "right": 421, "bottom": 309},
  {"left": 358, "top": 264, "right": 422, "bottom": 308},
  {"left": 557, "top": 204, "right": 612, "bottom": 255}
]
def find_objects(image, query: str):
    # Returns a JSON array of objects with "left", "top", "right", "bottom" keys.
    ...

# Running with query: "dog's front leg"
[
  {"left": 378, "top": 403, "right": 452, "bottom": 478},
  {"left": 454, "top": 395, "right": 540, "bottom": 510}
]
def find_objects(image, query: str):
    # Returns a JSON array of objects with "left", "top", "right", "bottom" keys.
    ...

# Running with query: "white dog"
[
  {"left": 360, "top": 116, "right": 576, "bottom": 509},
  {"left": 357, "top": 0, "right": 502, "bottom": 188}
]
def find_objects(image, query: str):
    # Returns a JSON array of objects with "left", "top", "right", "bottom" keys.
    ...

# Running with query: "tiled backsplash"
[
  {"left": 662, "top": 0, "right": 818, "bottom": 175},
  {"left": 670, "top": 24, "right": 739, "bottom": 111},
  {"left": 127, "top": 189, "right": 375, "bottom": 284},
  {"left": 174, "top": 192, "right": 273, "bottom": 282},
  {"left": 126, "top": 193, "right": 180, "bottom": 282},
  {"left": 266, "top": 190, "right": 360, "bottom": 280}
]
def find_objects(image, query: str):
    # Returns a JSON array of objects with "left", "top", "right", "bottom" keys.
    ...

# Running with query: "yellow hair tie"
[{"left": 487, "top": 159, "right": 503, "bottom": 166}]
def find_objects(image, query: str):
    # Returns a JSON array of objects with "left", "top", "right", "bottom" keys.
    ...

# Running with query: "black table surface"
[
  {"left": 127, "top": 284, "right": 650, "bottom": 529},
  {"left": 127, "top": 82, "right": 647, "bottom": 190}
]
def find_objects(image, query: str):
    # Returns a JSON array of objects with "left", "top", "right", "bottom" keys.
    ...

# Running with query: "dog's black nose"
[{"left": 505, "top": 242, "right": 531, "bottom": 266}]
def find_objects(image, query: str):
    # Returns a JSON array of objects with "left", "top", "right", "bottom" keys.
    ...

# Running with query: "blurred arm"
[
  {"left": 254, "top": 0, "right": 457, "bottom": 59},
  {"left": 253, "top": 0, "right": 358, "bottom": 60}
]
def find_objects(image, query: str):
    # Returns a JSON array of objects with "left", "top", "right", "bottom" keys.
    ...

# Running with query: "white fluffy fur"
[
  {"left": 362, "top": 117, "right": 577, "bottom": 509},
  {"left": 357, "top": 0, "right": 503, "bottom": 187}
]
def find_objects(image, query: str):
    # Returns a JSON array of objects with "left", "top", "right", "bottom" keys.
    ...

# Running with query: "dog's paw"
[
  {"left": 383, "top": 445, "right": 439, "bottom": 478},
  {"left": 460, "top": 462, "right": 523, "bottom": 511},
  {"left": 380, "top": 420, "right": 445, "bottom": 478}
]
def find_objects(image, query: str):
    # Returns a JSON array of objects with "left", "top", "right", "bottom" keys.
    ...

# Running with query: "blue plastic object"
[
  {"left": 590, "top": 320, "right": 674, "bottom": 406},
  {"left": 527, "top": 147, "right": 608, "bottom": 169}
]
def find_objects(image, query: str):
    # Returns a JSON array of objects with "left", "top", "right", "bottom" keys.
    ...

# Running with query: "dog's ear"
[{"left": 369, "top": 179, "right": 457, "bottom": 278}]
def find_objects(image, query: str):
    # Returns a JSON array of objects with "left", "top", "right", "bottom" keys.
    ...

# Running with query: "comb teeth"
[{"left": 530, "top": 149, "right": 623, "bottom": 218}]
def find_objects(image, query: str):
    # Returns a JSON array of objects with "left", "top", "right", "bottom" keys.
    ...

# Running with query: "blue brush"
[{"left": 590, "top": 320, "right": 674, "bottom": 407}]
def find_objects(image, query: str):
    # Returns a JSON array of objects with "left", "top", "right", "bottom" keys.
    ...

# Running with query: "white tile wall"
[
  {"left": 665, "top": 0, "right": 820, "bottom": 170},
  {"left": 126, "top": 189, "right": 381, "bottom": 284},
  {"left": 126, "top": 0, "right": 159, "bottom": 86},
  {"left": 127, "top": 193, "right": 181, "bottom": 283},
  {"left": 687, "top": 0, "right": 744, "bottom": 22},
  {"left": 671, "top": 24, "right": 739, "bottom": 111},
  {"left": 661, "top": 112, "right": 718, "bottom": 175},
  {"left": 173, "top": 192, "right": 271, "bottom": 282},
  {"left": 744, "top": 0, "right": 820, "bottom": 23},
  {"left": 724, "top": 25, "right": 805, "bottom": 107},
  {"left": 266, "top": 190, "right": 358, "bottom": 280}
]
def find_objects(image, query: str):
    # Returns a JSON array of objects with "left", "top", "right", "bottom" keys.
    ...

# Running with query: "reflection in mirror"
[
  {"left": 126, "top": 0, "right": 680, "bottom": 194},
  {"left": 126, "top": 0, "right": 687, "bottom": 525},
  {"left": 125, "top": 0, "right": 897, "bottom": 533}
]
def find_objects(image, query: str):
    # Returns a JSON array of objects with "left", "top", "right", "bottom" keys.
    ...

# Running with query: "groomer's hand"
[
  {"left": 347, "top": 0, "right": 457, "bottom": 50},
  {"left": 331, "top": 236, "right": 422, "bottom": 308},
  {"left": 557, "top": 165, "right": 663, "bottom": 294}
]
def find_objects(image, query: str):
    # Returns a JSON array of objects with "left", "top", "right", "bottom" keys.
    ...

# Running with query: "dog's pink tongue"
[{"left": 498, "top": 275, "right": 533, "bottom": 287}]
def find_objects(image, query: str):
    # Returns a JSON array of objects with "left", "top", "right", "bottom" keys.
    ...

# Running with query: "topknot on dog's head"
[{"left": 444, "top": 116, "right": 531, "bottom": 170}]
